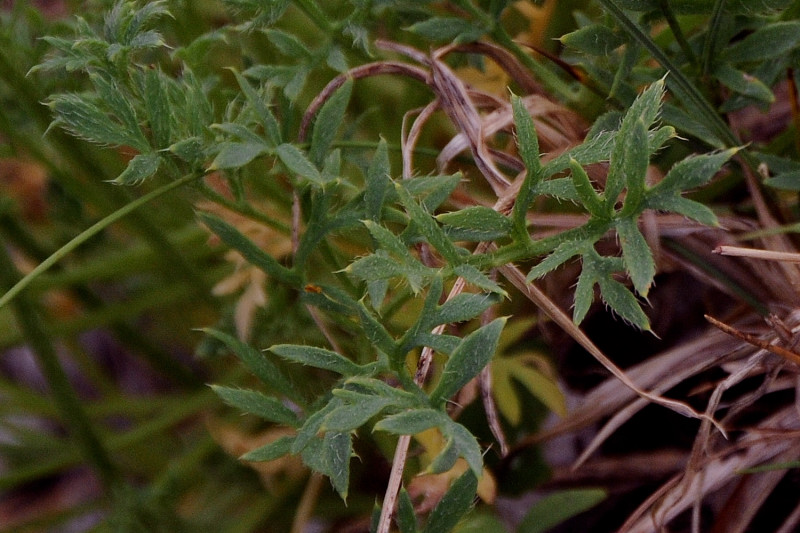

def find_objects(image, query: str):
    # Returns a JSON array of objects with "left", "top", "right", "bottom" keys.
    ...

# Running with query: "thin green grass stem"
[
  {"left": 0, "top": 216, "right": 208, "bottom": 386},
  {"left": 597, "top": 0, "right": 739, "bottom": 148},
  {"left": 702, "top": 0, "right": 727, "bottom": 77},
  {"left": 0, "top": 172, "right": 201, "bottom": 311},
  {"left": 0, "top": 385, "right": 218, "bottom": 491},
  {"left": 658, "top": 0, "right": 697, "bottom": 66}
]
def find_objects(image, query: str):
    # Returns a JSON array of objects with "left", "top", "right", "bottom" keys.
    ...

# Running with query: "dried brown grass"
[{"left": 302, "top": 38, "right": 800, "bottom": 532}]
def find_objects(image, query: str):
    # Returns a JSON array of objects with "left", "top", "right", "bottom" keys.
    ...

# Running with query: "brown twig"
[
  {"left": 705, "top": 314, "right": 800, "bottom": 366},
  {"left": 479, "top": 271, "right": 508, "bottom": 457},
  {"left": 376, "top": 276, "right": 470, "bottom": 533}
]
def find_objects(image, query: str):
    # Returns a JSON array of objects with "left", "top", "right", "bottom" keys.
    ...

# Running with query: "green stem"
[
  {"left": 472, "top": 222, "right": 608, "bottom": 270},
  {"left": 293, "top": 0, "right": 333, "bottom": 32},
  {"left": 0, "top": 385, "right": 218, "bottom": 491},
  {"left": 0, "top": 216, "right": 209, "bottom": 386},
  {"left": 0, "top": 245, "right": 120, "bottom": 489},
  {"left": 197, "top": 183, "right": 292, "bottom": 234},
  {"left": 491, "top": 27, "right": 579, "bottom": 106},
  {"left": 702, "top": 0, "right": 727, "bottom": 77},
  {"left": 597, "top": 0, "right": 739, "bottom": 148},
  {"left": 658, "top": 0, "right": 697, "bottom": 66},
  {"left": 0, "top": 173, "right": 201, "bottom": 311},
  {"left": 1, "top": 55, "right": 212, "bottom": 303}
]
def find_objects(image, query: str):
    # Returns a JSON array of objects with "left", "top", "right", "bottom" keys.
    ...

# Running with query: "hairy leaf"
[
  {"left": 597, "top": 276, "right": 650, "bottom": 330},
  {"left": 202, "top": 329, "right": 301, "bottom": 403},
  {"left": 714, "top": 64, "right": 774, "bottom": 104},
  {"left": 276, "top": 143, "right": 323, "bottom": 184},
  {"left": 722, "top": 21, "right": 800, "bottom": 64},
  {"left": 561, "top": 24, "right": 625, "bottom": 55},
  {"left": 433, "top": 293, "right": 500, "bottom": 326},
  {"left": 646, "top": 195, "right": 718, "bottom": 226},
  {"left": 421, "top": 470, "right": 478, "bottom": 533},
  {"left": 437, "top": 206, "right": 512, "bottom": 242},
  {"left": 241, "top": 435, "right": 295, "bottom": 462},
  {"left": 375, "top": 408, "right": 446, "bottom": 435},
  {"left": 143, "top": 68, "right": 173, "bottom": 148},
  {"left": 208, "top": 142, "right": 268, "bottom": 170},
  {"left": 293, "top": 399, "right": 341, "bottom": 454},
  {"left": 397, "top": 488, "right": 418, "bottom": 533},
  {"left": 198, "top": 212, "right": 298, "bottom": 285},
  {"left": 570, "top": 159, "right": 606, "bottom": 218},
  {"left": 264, "top": 28, "right": 311, "bottom": 58},
  {"left": 453, "top": 264, "right": 507, "bottom": 295},
  {"left": 618, "top": 119, "right": 649, "bottom": 216},
  {"left": 113, "top": 152, "right": 161, "bottom": 185},
  {"left": 527, "top": 239, "right": 588, "bottom": 281},
  {"left": 616, "top": 217, "right": 654, "bottom": 297},
  {"left": 396, "top": 183, "right": 460, "bottom": 263},
  {"left": 365, "top": 139, "right": 391, "bottom": 221},
  {"left": 211, "top": 386, "right": 300, "bottom": 427},
  {"left": 406, "top": 17, "right": 486, "bottom": 43},
  {"left": 429, "top": 318, "right": 506, "bottom": 406},
  {"left": 322, "top": 397, "right": 393, "bottom": 432},
  {"left": 518, "top": 489, "right": 606, "bottom": 533},
  {"left": 270, "top": 344, "right": 364, "bottom": 376},
  {"left": 310, "top": 78, "right": 353, "bottom": 167},
  {"left": 47, "top": 93, "right": 147, "bottom": 150},
  {"left": 443, "top": 420, "right": 483, "bottom": 475},
  {"left": 651, "top": 148, "right": 737, "bottom": 193},
  {"left": 231, "top": 68, "right": 282, "bottom": 147}
]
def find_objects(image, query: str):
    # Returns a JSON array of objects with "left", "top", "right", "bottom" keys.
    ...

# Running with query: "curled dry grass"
[{"left": 298, "top": 37, "right": 800, "bottom": 532}]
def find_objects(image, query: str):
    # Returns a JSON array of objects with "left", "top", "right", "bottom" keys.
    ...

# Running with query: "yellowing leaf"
[
  {"left": 491, "top": 358, "right": 522, "bottom": 425},
  {"left": 492, "top": 351, "right": 566, "bottom": 423}
]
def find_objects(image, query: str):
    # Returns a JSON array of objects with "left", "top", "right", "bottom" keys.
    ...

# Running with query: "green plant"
[{"left": 5, "top": 0, "right": 800, "bottom": 531}]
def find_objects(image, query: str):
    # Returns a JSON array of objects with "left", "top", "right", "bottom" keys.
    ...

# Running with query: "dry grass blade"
[
  {"left": 569, "top": 329, "right": 747, "bottom": 469},
  {"left": 620, "top": 407, "right": 800, "bottom": 533},
  {"left": 707, "top": 451, "right": 793, "bottom": 533},
  {"left": 429, "top": 52, "right": 511, "bottom": 194},
  {"left": 298, "top": 61, "right": 431, "bottom": 143},
  {"left": 479, "top": 294, "right": 509, "bottom": 457},
  {"left": 545, "top": 449, "right": 687, "bottom": 487},
  {"left": 480, "top": 364, "right": 509, "bottom": 456},
  {"left": 714, "top": 244, "right": 800, "bottom": 263},
  {"left": 736, "top": 154, "right": 800, "bottom": 300},
  {"left": 706, "top": 314, "right": 800, "bottom": 366},
  {"left": 401, "top": 102, "right": 439, "bottom": 179},
  {"left": 437, "top": 94, "right": 582, "bottom": 173},
  {"left": 513, "top": 323, "right": 742, "bottom": 461},
  {"left": 496, "top": 260, "right": 727, "bottom": 435},
  {"left": 449, "top": 41, "right": 543, "bottom": 94}
]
